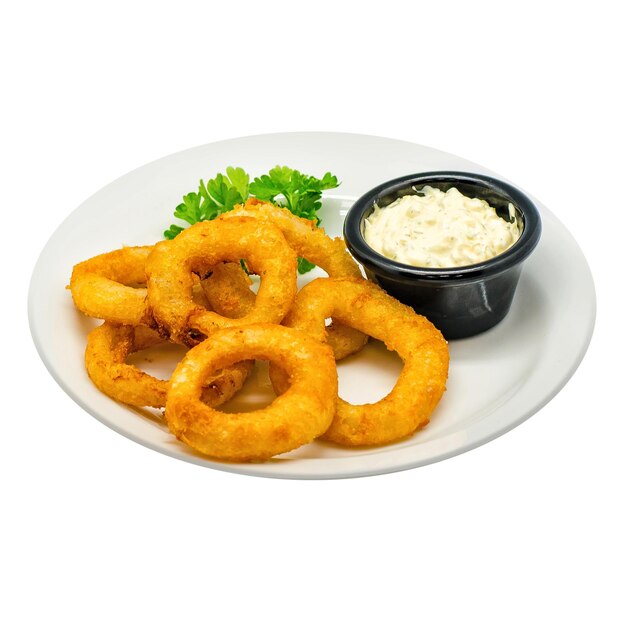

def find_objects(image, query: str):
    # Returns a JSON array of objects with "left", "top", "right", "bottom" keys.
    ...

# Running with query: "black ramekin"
[{"left": 343, "top": 171, "right": 542, "bottom": 339}]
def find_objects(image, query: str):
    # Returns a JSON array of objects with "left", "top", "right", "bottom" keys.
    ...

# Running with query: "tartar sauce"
[{"left": 363, "top": 186, "right": 521, "bottom": 268}]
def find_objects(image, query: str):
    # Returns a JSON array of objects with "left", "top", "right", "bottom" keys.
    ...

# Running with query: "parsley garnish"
[{"left": 164, "top": 165, "right": 340, "bottom": 274}]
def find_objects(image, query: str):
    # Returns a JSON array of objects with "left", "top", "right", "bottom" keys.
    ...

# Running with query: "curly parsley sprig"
[
  {"left": 164, "top": 165, "right": 340, "bottom": 274},
  {"left": 163, "top": 167, "right": 250, "bottom": 239}
]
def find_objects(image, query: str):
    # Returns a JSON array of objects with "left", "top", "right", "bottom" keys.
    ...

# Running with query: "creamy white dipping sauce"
[{"left": 363, "top": 186, "right": 521, "bottom": 268}]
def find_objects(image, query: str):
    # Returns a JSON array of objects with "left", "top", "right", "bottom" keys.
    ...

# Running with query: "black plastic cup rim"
[{"left": 343, "top": 171, "right": 542, "bottom": 283}]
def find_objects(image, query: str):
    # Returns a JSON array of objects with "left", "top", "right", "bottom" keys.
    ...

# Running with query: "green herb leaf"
[
  {"left": 297, "top": 257, "right": 316, "bottom": 274},
  {"left": 247, "top": 174, "right": 281, "bottom": 200},
  {"left": 173, "top": 192, "right": 203, "bottom": 224},
  {"left": 249, "top": 165, "right": 340, "bottom": 223},
  {"left": 226, "top": 166, "right": 250, "bottom": 199},
  {"left": 165, "top": 165, "right": 340, "bottom": 272},
  {"left": 164, "top": 224, "right": 185, "bottom": 240},
  {"left": 166, "top": 167, "right": 250, "bottom": 238}
]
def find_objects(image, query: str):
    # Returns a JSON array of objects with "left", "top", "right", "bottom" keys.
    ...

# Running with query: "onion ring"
[
  {"left": 85, "top": 322, "right": 252, "bottom": 408},
  {"left": 146, "top": 216, "right": 297, "bottom": 346},
  {"left": 270, "top": 278, "right": 449, "bottom": 446},
  {"left": 70, "top": 246, "right": 153, "bottom": 326},
  {"left": 69, "top": 245, "right": 214, "bottom": 326},
  {"left": 202, "top": 200, "right": 368, "bottom": 359},
  {"left": 166, "top": 324, "right": 338, "bottom": 461}
]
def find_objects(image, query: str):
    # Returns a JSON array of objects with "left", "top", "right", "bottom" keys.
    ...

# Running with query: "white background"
[{"left": 2, "top": 1, "right": 623, "bottom": 624}]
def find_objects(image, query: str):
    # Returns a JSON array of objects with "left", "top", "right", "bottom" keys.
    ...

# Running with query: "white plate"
[{"left": 28, "top": 132, "right": 596, "bottom": 479}]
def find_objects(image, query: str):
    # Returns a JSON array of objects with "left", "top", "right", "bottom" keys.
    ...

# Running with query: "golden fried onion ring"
[
  {"left": 146, "top": 217, "right": 297, "bottom": 346},
  {"left": 202, "top": 200, "right": 368, "bottom": 359},
  {"left": 270, "top": 278, "right": 449, "bottom": 446},
  {"left": 85, "top": 322, "right": 252, "bottom": 409},
  {"left": 166, "top": 324, "right": 338, "bottom": 461},
  {"left": 70, "top": 246, "right": 153, "bottom": 326}
]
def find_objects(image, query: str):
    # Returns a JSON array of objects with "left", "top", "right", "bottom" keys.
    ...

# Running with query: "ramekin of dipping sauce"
[{"left": 343, "top": 172, "right": 542, "bottom": 339}]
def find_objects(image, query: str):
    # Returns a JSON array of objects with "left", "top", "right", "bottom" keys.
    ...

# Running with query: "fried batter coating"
[
  {"left": 85, "top": 322, "right": 252, "bottom": 409},
  {"left": 70, "top": 244, "right": 226, "bottom": 327},
  {"left": 271, "top": 278, "right": 449, "bottom": 446},
  {"left": 166, "top": 324, "right": 337, "bottom": 461},
  {"left": 200, "top": 262, "right": 256, "bottom": 319},
  {"left": 70, "top": 246, "right": 153, "bottom": 326},
  {"left": 202, "top": 200, "right": 368, "bottom": 359},
  {"left": 146, "top": 217, "right": 298, "bottom": 346},
  {"left": 226, "top": 199, "right": 363, "bottom": 280}
]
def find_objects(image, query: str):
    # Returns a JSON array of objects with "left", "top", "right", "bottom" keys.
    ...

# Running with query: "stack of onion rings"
[{"left": 69, "top": 199, "right": 449, "bottom": 462}]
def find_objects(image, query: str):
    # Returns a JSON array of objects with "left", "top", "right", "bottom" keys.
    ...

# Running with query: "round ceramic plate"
[{"left": 29, "top": 132, "right": 596, "bottom": 479}]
